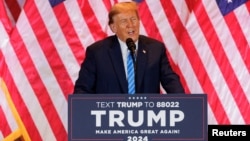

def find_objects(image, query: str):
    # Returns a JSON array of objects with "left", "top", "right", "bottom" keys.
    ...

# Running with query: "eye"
[
  {"left": 131, "top": 18, "right": 136, "bottom": 21},
  {"left": 120, "top": 19, "right": 128, "bottom": 25},
  {"left": 131, "top": 17, "right": 138, "bottom": 23}
]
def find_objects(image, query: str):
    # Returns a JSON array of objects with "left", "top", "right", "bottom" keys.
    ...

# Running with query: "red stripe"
[
  {"left": 24, "top": 1, "right": 73, "bottom": 99},
  {"left": 113, "top": 0, "right": 119, "bottom": 4},
  {"left": 138, "top": 1, "right": 189, "bottom": 93},
  {"left": 223, "top": 10, "right": 250, "bottom": 123},
  {"left": 224, "top": 11, "right": 250, "bottom": 71},
  {"left": 0, "top": 106, "right": 11, "bottom": 137},
  {"left": 11, "top": 27, "right": 66, "bottom": 141},
  {"left": 53, "top": 2, "right": 85, "bottom": 66},
  {"left": 5, "top": 0, "right": 21, "bottom": 22},
  {"left": 0, "top": 51, "right": 42, "bottom": 140},
  {"left": 103, "top": 0, "right": 112, "bottom": 11},
  {"left": 21, "top": 1, "right": 68, "bottom": 140},
  {"left": 194, "top": 3, "right": 250, "bottom": 123},
  {"left": 78, "top": 0, "right": 107, "bottom": 41},
  {"left": 161, "top": 1, "right": 230, "bottom": 123},
  {"left": 184, "top": 0, "right": 196, "bottom": 13},
  {"left": 0, "top": 0, "right": 13, "bottom": 33},
  {"left": 138, "top": 2, "right": 162, "bottom": 41},
  {"left": 1, "top": 2, "right": 249, "bottom": 141},
  {"left": 246, "top": 1, "right": 250, "bottom": 13}
]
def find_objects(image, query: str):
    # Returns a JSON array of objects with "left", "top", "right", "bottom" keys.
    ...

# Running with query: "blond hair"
[{"left": 108, "top": 1, "right": 139, "bottom": 25}]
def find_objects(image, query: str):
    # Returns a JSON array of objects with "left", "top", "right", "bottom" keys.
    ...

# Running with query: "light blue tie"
[{"left": 127, "top": 52, "right": 135, "bottom": 94}]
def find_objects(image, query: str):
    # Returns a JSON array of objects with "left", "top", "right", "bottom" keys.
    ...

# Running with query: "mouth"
[{"left": 128, "top": 30, "right": 135, "bottom": 35}]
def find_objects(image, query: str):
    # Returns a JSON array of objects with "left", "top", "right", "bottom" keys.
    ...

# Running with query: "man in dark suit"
[{"left": 73, "top": 1, "right": 185, "bottom": 94}]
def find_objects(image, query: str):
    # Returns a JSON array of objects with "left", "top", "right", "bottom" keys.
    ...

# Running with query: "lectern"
[{"left": 68, "top": 94, "right": 207, "bottom": 141}]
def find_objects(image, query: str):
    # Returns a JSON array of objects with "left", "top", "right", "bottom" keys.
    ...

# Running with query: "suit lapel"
[
  {"left": 136, "top": 38, "right": 147, "bottom": 91},
  {"left": 108, "top": 37, "right": 127, "bottom": 93}
]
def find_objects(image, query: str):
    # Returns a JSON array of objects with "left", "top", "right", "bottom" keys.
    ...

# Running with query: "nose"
[{"left": 127, "top": 19, "right": 136, "bottom": 27}]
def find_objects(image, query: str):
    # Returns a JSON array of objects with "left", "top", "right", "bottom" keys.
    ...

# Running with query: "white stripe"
[
  {"left": 175, "top": 45, "right": 218, "bottom": 124},
  {"left": 3, "top": 38, "right": 57, "bottom": 139},
  {"left": 234, "top": 5, "right": 250, "bottom": 45},
  {"left": 194, "top": 0, "right": 246, "bottom": 124},
  {"left": 4, "top": 57, "right": 56, "bottom": 141},
  {"left": 233, "top": 5, "right": 250, "bottom": 105},
  {"left": 146, "top": 0, "right": 187, "bottom": 64},
  {"left": 16, "top": 7, "right": 68, "bottom": 134},
  {"left": 2, "top": 0, "right": 15, "bottom": 26},
  {"left": 178, "top": 46, "right": 217, "bottom": 125},
  {"left": 148, "top": 0, "right": 243, "bottom": 124},
  {"left": 17, "top": 0, "right": 26, "bottom": 7},
  {"left": 139, "top": 21, "right": 148, "bottom": 36},
  {"left": 0, "top": 20, "right": 18, "bottom": 133},
  {"left": 205, "top": 1, "right": 250, "bottom": 101},
  {"left": 145, "top": 1, "right": 188, "bottom": 95},
  {"left": 0, "top": 88, "right": 18, "bottom": 132},
  {"left": 64, "top": 0, "right": 95, "bottom": 48},
  {"left": 1, "top": 3, "right": 248, "bottom": 141},
  {"left": 172, "top": 0, "right": 191, "bottom": 24},
  {"left": 35, "top": 0, "right": 79, "bottom": 83},
  {"left": 0, "top": 21, "right": 10, "bottom": 48},
  {"left": 2, "top": 17, "right": 56, "bottom": 141},
  {"left": 0, "top": 131, "right": 3, "bottom": 141},
  {"left": 205, "top": 0, "right": 250, "bottom": 97},
  {"left": 145, "top": 2, "right": 215, "bottom": 126},
  {"left": 146, "top": 1, "right": 197, "bottom": 91},
  {"left": 184, "top": 12, "right": 241, "bottom": 124},
  {"left": 89, "top": 0, "right": 113, "bottom": 35},
  {"left": 207, "top": 103, "right": 218, "bottom": 124}
]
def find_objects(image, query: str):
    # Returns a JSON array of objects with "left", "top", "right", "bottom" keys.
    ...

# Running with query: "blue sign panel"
[{"left": 68, "top": 94, "right": 207, "bottom": 141}]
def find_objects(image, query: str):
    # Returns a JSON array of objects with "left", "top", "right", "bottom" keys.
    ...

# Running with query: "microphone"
[
  {"left": 126, "top": 38, "right": 136, "bottom": 64},
  {"left": 126, "top": 38, "right": 137, "bottom": 92},
  {"left": 126, "top": 38, "right": 136, "bottom": 54}
]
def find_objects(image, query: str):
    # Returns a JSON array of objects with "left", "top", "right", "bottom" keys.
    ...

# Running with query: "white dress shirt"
[{"left": 117, "top": 38, "right": 138, "bottom": 78}]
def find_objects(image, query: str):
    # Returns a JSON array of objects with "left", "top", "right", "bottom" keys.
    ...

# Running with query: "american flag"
[{"left": 0, "top": 0, "right": 249, "bottom": 140}]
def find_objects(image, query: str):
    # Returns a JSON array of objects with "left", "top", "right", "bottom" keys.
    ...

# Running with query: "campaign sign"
[{"left": 68, "top": 94, "right": 207, "bottom": 141}]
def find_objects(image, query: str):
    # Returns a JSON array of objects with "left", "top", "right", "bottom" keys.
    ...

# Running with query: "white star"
[{"left": 227, "top": 0, "right": 233, "bottom": 3}]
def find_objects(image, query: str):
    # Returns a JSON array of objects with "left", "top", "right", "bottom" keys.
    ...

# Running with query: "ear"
[{"left": 109, "top": 24, "right": 117, "bottom": 33}]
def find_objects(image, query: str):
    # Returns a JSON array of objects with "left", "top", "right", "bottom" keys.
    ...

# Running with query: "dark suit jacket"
[{"left": 73, "top": 35, "right": 185, "bottom": 94}]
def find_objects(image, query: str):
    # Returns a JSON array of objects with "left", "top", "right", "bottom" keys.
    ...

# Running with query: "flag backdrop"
[{"left": 0, "top": 0, "right": 250, "bottom": 140}]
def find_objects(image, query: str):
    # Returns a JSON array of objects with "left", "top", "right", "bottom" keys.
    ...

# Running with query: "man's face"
[{"left": 110, "top": 10, "right": 140, "bottom": 42}]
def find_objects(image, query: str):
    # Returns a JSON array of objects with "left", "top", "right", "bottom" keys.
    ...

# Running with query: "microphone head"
[{"left": 126, "top": 38, "right": 136, "bottom": 53}]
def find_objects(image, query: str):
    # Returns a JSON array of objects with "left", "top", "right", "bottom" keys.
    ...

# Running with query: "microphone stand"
[{"left": 130, "top": 50, "right": 136, "bottom": 93}]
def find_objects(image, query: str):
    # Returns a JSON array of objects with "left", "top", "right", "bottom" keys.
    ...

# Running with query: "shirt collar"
[{"left": 117, "top": 37, "right": 138, "bottom": 52}]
